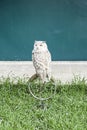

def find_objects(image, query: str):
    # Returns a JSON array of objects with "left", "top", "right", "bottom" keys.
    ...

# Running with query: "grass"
[{"left": 0, "top": 77, "right": 87, "bottom": 130}]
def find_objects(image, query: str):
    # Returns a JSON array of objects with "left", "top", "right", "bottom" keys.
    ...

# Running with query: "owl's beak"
[{"left": 37, "top": 47, "right": 39, "bottom": 50}]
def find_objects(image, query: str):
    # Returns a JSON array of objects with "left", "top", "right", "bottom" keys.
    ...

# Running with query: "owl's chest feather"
[{"left": 33, "top": 51, "right": 48, "bottom": 61}]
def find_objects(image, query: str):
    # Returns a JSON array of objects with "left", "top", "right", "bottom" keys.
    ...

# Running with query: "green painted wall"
[{"left": 0, "top": 0, "right": 87, "bottom": 60}]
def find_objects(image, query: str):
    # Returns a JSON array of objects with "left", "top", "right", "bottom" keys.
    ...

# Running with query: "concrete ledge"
[{"left": 0, "top": 61, "right": 87, "bottom": 83}]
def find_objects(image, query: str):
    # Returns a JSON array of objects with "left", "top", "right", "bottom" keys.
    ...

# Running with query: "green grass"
[{"left": 0, "top": 77, "right": 87, "bottom": 130}]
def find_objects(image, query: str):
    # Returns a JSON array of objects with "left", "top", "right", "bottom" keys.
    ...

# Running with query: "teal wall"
[{"left": 0, "top": 0, "right": 87, "bottom": 60}]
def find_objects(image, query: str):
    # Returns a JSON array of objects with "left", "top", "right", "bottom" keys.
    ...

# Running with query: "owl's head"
[{"left": 33, "top": 41, "right": 48, "bottom": 51}]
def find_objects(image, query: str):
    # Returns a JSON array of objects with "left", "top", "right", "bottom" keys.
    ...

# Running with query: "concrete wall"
[{"left": 0, "top": 61, "right": 87, "bottom": 83}]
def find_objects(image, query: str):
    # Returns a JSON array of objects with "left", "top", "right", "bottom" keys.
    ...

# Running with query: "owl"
[{"left": 32, "top": 40, "right": 51, "bottom": 83}]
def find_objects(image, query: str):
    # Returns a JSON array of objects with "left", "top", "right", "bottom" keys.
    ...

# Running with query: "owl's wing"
[
  {"left": 46, "top": 50, "right": 51, "bottom": 63},
  {"left": 39, "top": 50, "right": 51, "bottom": 68},
  {"left": 32, "top": 51, "right": 36, "bottom": 64}
]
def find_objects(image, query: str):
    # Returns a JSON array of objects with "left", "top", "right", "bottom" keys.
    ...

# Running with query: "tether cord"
[{"left": 28, "top": 82, "right": 56, "bottom": 101}]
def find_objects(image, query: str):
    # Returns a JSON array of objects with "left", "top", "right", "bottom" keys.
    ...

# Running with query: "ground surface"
[{"left": 0, "top": 77, "right": 87, "bottom": 130}]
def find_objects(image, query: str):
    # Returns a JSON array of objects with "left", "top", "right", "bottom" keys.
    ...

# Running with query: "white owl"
[{"left": 32, "top": 40, "right": 51, "bottom": 83}]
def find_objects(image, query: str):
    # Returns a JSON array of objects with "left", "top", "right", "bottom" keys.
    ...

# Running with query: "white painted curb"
[{"left": 0, "top": 61, "right": 87, "bottom": 83}]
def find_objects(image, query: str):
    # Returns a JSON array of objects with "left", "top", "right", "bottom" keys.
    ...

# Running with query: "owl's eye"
[{"left": 40, "top": 44, "right": 42, "bottom": 46}]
